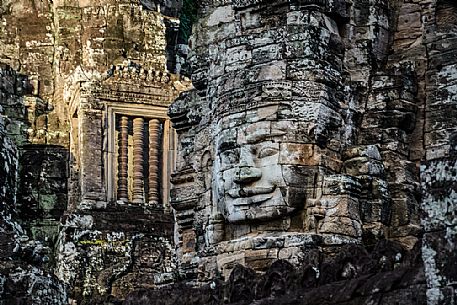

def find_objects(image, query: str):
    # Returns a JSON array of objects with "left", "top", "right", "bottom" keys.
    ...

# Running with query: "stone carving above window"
[{"left": 66, "top": 63, "right": 186, "bottom": 210}]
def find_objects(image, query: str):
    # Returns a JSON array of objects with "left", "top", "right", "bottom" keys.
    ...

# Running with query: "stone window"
[{"left": 105, "top": 104, "right": 175, "bottom": 207}]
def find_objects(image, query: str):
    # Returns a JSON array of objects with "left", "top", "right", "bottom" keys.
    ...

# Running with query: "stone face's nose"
[{"left": 234, "top": 166, "right": 262, "bottom": 184}]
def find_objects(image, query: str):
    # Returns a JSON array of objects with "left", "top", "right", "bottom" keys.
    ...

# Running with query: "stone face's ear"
[
  {"left": 168, "top": 89, "right": 202, "bottom": 132},
  {"left": 286, "top": 187, "right": 306, "bottom": 210},
  {"left": 205, "top": 213, "right": 225, "bottom": 245}
]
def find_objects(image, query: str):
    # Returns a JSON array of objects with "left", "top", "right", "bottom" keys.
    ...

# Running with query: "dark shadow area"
[
  {"left": 164, "top": 0, "right": 199, "bottom": 75},
  {"left": 17, "top": 144, "right": 69, "bottom": 250},
  {"left": 0, "top": 63, "right": 68, "bottom": 304},
  {"left": 121, "top": 241, "right": 425, "bottom": 305}
]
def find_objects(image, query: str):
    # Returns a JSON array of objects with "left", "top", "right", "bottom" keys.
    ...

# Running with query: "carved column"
[
  {"left": 132, "top": 117, "right": 145, "bottom": 203},
  {"left": 148, "top": 119, "right": 161, "bottom": 206},
  {"left": 117, "top": 116, "right": 129, "bottom": 202}
]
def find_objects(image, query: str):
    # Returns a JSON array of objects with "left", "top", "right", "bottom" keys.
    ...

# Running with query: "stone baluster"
[
  {"left": 148, "top": 119, "right": 161, "bottom": 206},
  {"left": 132, "top": 117, "right": 145, "bottom": 203},
  {"left": 117, "top": 116, "right": 129, "bottom": 202}
]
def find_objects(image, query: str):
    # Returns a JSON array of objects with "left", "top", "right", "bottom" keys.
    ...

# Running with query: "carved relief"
[{"left": 169, "top": 0, "right": 421, "bottom": 282}]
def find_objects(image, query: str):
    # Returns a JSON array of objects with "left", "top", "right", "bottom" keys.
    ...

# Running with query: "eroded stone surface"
[
  {"left": 168, "top": 0, "right": 455, "bottom": 303},
  {"left": 0, "top": 65, "right": 68, "bottom": 305},
  {"left": 0, "top": 0, "right": 456, "bottom": 304},
  {"left": 124, "top": 241, "right": 426, "bottom": 305},
  {"left": 0, "top": 1, "right": 188, "bottom": 304},
  {"left": 168, "top": 0, "right": 422, "bottom": 283}
]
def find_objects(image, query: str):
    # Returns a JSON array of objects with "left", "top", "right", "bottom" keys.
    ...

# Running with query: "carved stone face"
[
  {"left": 213, "top": 105, "right": 308, "bottom": 223},
  {"left": 208, "top": 6, "right": 346, "bottom": 225},
  {"left": 194, "top": 0, "right": 389, "bottom": 234}
]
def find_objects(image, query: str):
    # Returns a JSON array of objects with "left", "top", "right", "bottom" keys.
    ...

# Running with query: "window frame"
[{"left": 105, "top": 103, "right": 176, "bottom": 208}]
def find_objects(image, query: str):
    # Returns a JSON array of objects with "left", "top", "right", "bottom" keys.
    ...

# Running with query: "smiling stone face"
[
  {"left": 213, "top": 106, "right": 309, "bottom": 223},
  {"left": 169, "top": 0, "right": 404, "bottom": 280}
]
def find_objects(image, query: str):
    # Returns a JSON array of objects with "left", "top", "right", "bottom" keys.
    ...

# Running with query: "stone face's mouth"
[
  {"left": 228, "top": 186, "right": 276, "bottom": 198},
  {"left": 232, "top": 193, "right": 275, "bottom": 206},
  {"left": 227, "top": 186, "right": 276, "bottom": 206}
]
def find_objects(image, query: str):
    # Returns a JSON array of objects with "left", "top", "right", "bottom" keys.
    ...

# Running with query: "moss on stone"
[
  {"left": 79, "top": 240, "right": 107, "bottom": 246},
  {"left": 39, "top": 194, "right": 58, "bottom": 211}
]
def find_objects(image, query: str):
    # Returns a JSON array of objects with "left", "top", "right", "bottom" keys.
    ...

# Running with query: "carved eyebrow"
[
  {"left": 246, "top": 131, "right": 270, "bottom": 144},
  {"left": 257, "top": 146, "right": 279, "bottom": 158}
]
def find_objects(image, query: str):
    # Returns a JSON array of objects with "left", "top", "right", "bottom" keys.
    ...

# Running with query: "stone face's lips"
[
  {"left": 228, "top": 186, "right": 276, "bottom": 199},
  {"left": 232, "top": 193, "right": 275, "bottom": 206}
]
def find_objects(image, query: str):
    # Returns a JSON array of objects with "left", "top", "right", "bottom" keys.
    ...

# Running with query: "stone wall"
[
  {"left": 0, "top": 65, "right": 21, "bottom": 273},
  {"left": 0, "top": 64, "right": 68, "bottom": 305},
  {"left": 168, "top": 0, "right": 423, "bottom": 282},
  {"left": 56, "top": 206, "right": 175, "bottom": 303},
  {"left": 124, "top": 241, "right": 426, "bottom": 305},
  {"left": 0, "top": 0, "right": 457, "bottom": 304},
  {"left": 0, "top": 0, "right": 188, "bottom": 304},
  {"left": 167, "top": 0, "right": 455, "bottom": 304},
  {"left": 420, "top": 0, "right": 457, "bottom": 304}
]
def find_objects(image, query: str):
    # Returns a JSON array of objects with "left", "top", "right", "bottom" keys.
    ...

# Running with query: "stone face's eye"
[
  {"left": 258, "top": 147, "right": 279, "bottom": 158},
  {"left": 220, "top": 149, "right": 239, "bottom": 169}
]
